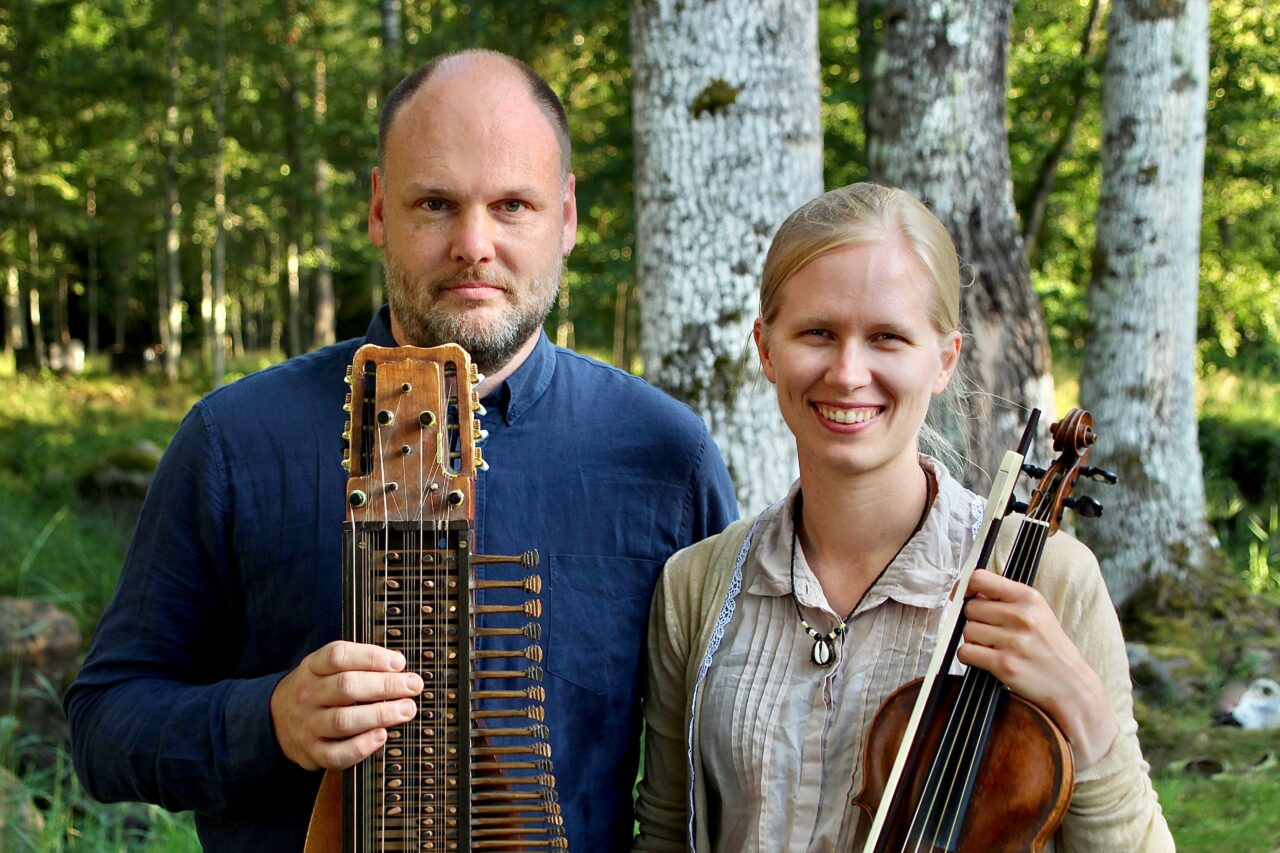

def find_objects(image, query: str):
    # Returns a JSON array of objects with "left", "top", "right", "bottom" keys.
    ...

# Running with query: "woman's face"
[{"left": 754, "top": 239, "right": 961, "bottom": 483}]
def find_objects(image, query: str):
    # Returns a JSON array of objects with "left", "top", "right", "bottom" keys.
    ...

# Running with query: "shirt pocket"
[{"left": 546, "top": 553, "right": 663, "bottom": 697}]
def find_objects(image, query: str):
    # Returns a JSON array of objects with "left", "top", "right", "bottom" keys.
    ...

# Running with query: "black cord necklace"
[{"left": 790, "top": 472, "right": 936, "bottom": 667}]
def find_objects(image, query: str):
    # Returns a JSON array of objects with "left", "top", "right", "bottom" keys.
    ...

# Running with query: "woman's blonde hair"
[{"left": 758, "top": 182, "right": 970, "bottom": 469}]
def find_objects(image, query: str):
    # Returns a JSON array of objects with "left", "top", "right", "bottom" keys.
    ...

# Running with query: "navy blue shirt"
[{"left": 66, "top": 307, "right": 737, "bottom": 851}]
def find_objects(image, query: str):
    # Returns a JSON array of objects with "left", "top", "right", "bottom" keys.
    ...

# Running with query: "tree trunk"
[
  {"left": 612, "top": 279, "right": 629, "bottom": 369},
  {"left": 162, "top": 16, "right": 184, "bottom": 382},
  {"left": 213, "top": 0, "right": 227, "bottom": 385},
  {"left": 25, "top": 188, "right": 46, "bottom": 369},
  {"left": 312, "top": 47, "right": 335, "bottom": 348},
  {"left": 866, "top": 0, "right": 1054, "bottom": 489},
  {"left": 282, "top": 70, "right": 304, "bottom": 357},
  {"left": 380, "top": 0, "right": 403, "bottom": 88},
  {"left": 86, "top": 183, "right": 99, "bottom": 357},
  {"left": 1078, "top": 0, "right": 1213, "bottom": 606},
  {"left": 631, "top": 0, "right": 820, "bottom": 513},
  {"left": 4, "top": 265, "right": 22, "bottom": 353}
]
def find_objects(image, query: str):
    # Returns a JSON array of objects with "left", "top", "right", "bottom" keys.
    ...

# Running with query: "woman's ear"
[
  {"left": 753, "top": 318, "right": 777, "bottom": 384},
  {"left": 933, "top": 330, "right": 962, "bottom": 394}
]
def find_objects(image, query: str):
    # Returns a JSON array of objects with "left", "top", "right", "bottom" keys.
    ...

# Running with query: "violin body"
[{"left": 851, "top": 675, "right": 1074, "bottom": 852}]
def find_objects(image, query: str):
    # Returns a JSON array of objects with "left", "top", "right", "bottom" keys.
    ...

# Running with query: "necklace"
[{"left": 790, "top": 472, "right": 936, "bottom": 667}]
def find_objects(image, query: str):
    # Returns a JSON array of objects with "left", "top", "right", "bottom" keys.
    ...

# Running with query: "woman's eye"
[{"left": 803, "top": 329, "right": 832, "bottom": 339}]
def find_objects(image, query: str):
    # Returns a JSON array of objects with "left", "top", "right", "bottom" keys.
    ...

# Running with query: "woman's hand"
[{"left": 958, "top": 569, "right": 1119, "bottom": 770}]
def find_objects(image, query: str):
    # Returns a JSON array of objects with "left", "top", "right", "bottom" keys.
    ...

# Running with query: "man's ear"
[
  {"left": 368, "top": 167, "right": 387, "bottom": 249},
  {"left": 561, "top": 173, "right": 578, "bottom": 257}
]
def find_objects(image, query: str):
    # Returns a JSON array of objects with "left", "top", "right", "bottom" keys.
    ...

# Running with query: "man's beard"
[{"left": 385, "top": 255, "right": 562, "bottom": 374}]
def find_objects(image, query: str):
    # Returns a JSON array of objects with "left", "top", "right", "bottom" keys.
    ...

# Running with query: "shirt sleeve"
[
  {"left": 682, "top": 431, "right": 739, "bottom": 545},
  {"left": 1042, "top": 537, "right": 1176, "bottom": 852},
  {"left": 633, "top": 566, "right": 695, "bottom": 852},
  {"left": 64, "top": 403, "right": 305, "bottom": 816}
]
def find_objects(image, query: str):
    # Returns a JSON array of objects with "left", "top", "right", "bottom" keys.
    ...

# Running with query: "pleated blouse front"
[{"left": 698, "top": 459, "right": 985, "bottom": 852}]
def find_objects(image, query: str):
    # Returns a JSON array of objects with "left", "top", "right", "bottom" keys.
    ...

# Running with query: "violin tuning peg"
[
  {"left": 1079, "top": 466, "right": 1118, "bottom": 486},
  {"left": 1021, "top": 463, "right": 1047, "bottom": 479},
  {"left": 1064, "top": 495, "right": 1103, "bottom": 518},
  {"left": 1008, "top": 498, "right": 1029, "bottom": 515}
]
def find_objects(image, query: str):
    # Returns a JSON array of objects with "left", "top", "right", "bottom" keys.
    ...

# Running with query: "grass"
[{"left": 1, "top": 353, "right": 1278, "bottom": 848}]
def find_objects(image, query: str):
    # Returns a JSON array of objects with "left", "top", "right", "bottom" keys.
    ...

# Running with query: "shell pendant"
[{"left": 811, "top": 636, "right": 835, "bottom": 667}]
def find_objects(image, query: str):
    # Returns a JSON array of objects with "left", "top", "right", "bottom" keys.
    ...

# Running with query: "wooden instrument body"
[
  {"left": 305, "top": 344, "right": 565, "bottom": 852},
  {"left": 854, "top": 409, "right": 1110, "bottom": 853},
  {"left": 851, "top": 675, "right": 1073, "bottom": 853}
]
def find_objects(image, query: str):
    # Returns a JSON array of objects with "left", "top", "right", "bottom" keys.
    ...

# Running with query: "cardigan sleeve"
[
  {"left": 634, "top": 565, "right": 696, "bottom": 851},
  {"left": 1030, "top": 532, "right": 1176, "bottom": 852}
]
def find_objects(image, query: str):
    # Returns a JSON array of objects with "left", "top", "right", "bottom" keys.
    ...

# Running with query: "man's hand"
[{"left": 270, "top": 641, "right": 423, "bottom": 771}]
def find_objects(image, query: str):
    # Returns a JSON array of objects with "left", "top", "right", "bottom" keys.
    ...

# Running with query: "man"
[{"left": 66, "top": 50, "right": 737, "bottom": 851}]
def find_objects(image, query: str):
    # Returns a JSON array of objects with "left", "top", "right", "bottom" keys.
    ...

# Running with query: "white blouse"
[{"left": 698, "top": 458, "right": 984, "bottom": 852}]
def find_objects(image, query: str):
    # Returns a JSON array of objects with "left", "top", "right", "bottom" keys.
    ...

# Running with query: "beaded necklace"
[{"left": 789, "top": 471, "right": 936, "bottom": 667}]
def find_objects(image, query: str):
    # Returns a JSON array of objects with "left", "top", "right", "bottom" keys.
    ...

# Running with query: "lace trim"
[{"left": 685, "top": 512, "right": 764, "bottom": 850}]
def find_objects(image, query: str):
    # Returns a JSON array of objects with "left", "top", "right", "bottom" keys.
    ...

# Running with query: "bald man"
[{"left": 66, "top": 51, "right": 737, "bottom": 851}]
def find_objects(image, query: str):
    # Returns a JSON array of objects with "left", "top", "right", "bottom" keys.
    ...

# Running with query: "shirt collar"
[
  {"left": 363, "top": 304, "right": 398, "bottom": 347},
  {"left": 362, "top": 307, "right": 556, "bottom": 426},
  {"left": 745, "top": 457, "right": 984, "bottom": 614},
  {"left": 486, "top": 331, "right": 556, "bottom": 426}
]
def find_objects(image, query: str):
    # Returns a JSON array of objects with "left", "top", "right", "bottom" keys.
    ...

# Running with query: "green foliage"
[
  {"left": 1142, "top": 708, "right": 1280, "bottom": 851},
  {"left": 2, "top": 726, "right": 199, "bottom": 851},
  {"left": 0, "top": 367, "right": 198, "bottom": 630}
]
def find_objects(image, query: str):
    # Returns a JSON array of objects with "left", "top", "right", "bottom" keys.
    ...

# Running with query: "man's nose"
[{"left": 450, "top": 207, "right": 496, "bottom": 265}]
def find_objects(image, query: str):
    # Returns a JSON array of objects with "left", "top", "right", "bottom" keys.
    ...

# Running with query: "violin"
[{"left": 851, "top": 408, "right": 1116, "bottom": 852}]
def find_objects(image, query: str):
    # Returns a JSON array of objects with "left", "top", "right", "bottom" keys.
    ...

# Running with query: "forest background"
[{"left": 1, "top": 0, "right": 1278, "bottom": 849}]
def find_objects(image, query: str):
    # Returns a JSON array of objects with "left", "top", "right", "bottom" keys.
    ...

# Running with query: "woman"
[{"left": 633, "top": 183, "right": 1173, "bottom": 851}]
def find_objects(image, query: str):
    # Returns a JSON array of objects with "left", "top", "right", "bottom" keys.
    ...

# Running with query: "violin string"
[
  {"left": 901, "top": 517, "right": 1031, "bottom": 849},
  {"left": 902, "top": 515, "right": 1049, "bottom": 850}
]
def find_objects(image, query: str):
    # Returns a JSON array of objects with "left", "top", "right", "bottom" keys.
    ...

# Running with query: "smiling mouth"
[{"left": 814, "top": 404, "right": 880, "bottom": 425}]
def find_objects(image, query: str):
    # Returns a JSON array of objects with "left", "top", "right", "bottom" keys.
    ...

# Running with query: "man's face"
[{"left": 369, "top": 64, "right": 577, "bottom": 373}]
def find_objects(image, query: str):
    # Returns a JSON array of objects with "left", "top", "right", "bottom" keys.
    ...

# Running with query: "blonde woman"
[{"left": 633, "top": 183, "right": 1173, "bottom": 852}]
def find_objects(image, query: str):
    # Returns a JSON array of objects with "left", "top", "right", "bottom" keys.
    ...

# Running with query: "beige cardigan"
[{"left": 634, "top": 510, "right": 1175, "bottom": 852}]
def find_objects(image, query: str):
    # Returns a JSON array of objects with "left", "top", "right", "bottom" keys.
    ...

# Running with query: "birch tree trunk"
[
  {"left": 1079, "top": 0, "right": 1213, "bottom": 606},
  {"left": 162, "top": 17, "right": 184, "bottom": 382},
  {"left": 631, "top": 0, "right": 820, "bottom": 512},
  {"left": 866, "top": 0, "right": 1054, "bottom": 489},
  {"left": 312, "top": 46, "right": 335, "bottom": 348},
  {"left": 2, "top": 138, "right": 23, "bottom": 353},
  {"left": 25, "top": 188, "right": 46, "bottom": 369},
  {"left": 213, "top": 0, "right": 227, "bottom": 385},
  {"left": 282, "top": 70, "right": 304, "bottom": 357}
]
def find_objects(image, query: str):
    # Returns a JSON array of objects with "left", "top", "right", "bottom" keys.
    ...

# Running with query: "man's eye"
[
  {"left": 422, "top": 199, "right": 447, "bottom": 211},
  {"left": 803, "top": 329, "right": 832, "bottom": 339},
  {"left": 500, "top": 200, "right": 526, "bottom": 213}
]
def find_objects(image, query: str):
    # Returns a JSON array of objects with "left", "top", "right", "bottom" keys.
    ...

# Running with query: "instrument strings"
[{"left": 898, "top": 503, "right": 1053, "bottom": 852}]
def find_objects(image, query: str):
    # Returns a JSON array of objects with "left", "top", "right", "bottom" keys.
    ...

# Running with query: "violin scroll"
[{"left": 1018, "top": 409, "right": 1116, "bottom": 534}]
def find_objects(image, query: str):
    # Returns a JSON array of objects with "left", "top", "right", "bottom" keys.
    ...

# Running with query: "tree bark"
[
  {"left": 1078, "top": 0, "right": 1213, "bottom": 606},
  {"left": 312, "top": 48, "right": 335, "bottom": 348},
  {"left": 162, "top": 16, "right": 184, "bottom": 382},
  {"left": 25, "top": 187, "right": 46, "bottom": 369},
  {"left": 866, "top": 0, "right": 1054, "bottom": 489},
  {"left": 282, "top": 69, "right": 304, "bottom": 357},
  {"left": 86, "top": 182, "right": 99, "bottom": 356},
  {"left": 631, "top": 0, "right": 822, "bottom": 512},
  {"left": 213, "top": 0, "right": 228, "bottom": 384}
]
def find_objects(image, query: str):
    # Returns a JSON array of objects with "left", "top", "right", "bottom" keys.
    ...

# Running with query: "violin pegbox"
[
  {"left": 341, "top": 343, "right": 485, "bottom": 524},
  {"left": 1017, "top": 408, "right": 1116, "bottom": 533}
]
